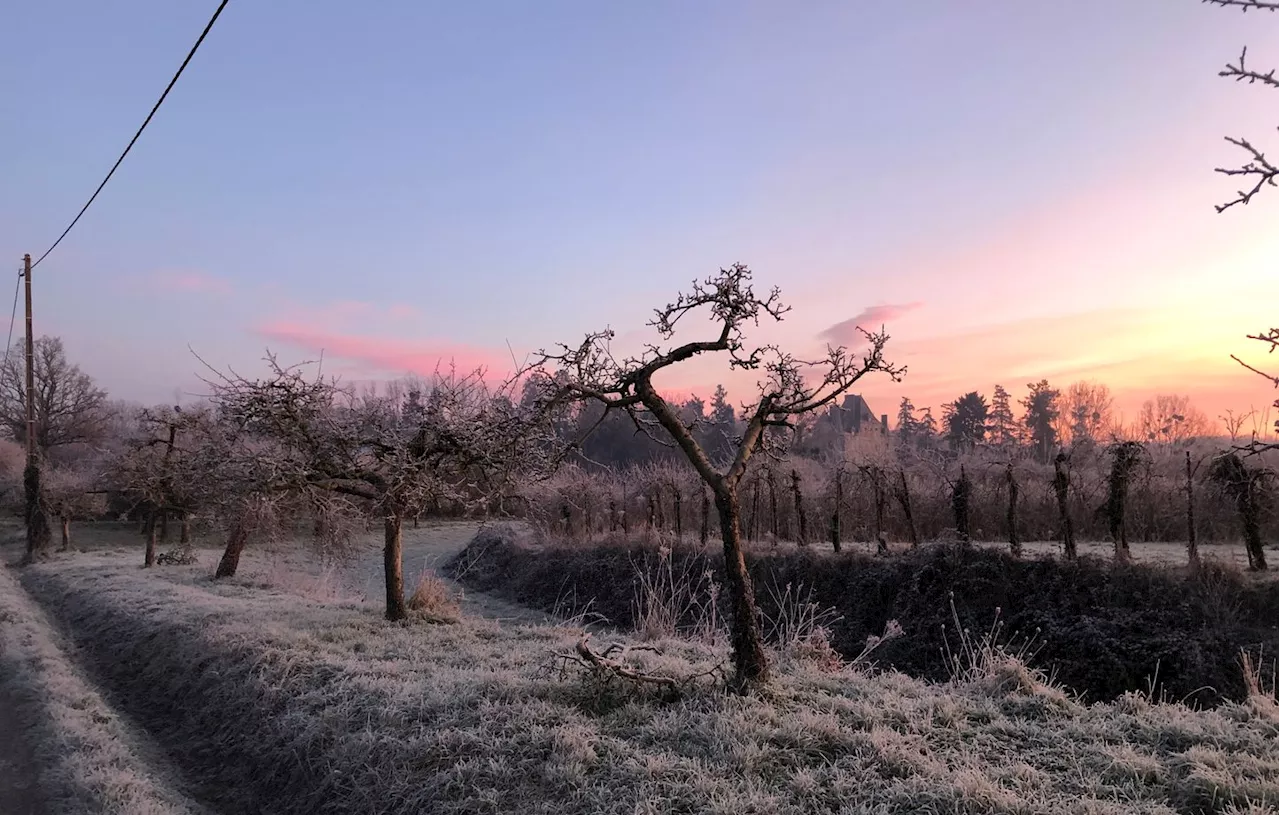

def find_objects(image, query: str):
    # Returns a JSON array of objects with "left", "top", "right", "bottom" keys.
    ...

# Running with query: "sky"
[{"left": 1, "top": 1, "right": 1276, "bottom": 432}]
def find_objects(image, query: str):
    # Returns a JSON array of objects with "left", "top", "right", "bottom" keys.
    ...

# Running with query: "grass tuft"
[{"left": 407, "top": 568, "right": 462, "bottom": 623}]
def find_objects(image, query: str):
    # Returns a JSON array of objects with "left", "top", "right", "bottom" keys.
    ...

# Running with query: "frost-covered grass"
[
  {"left": 0, "top": 562, "right": 209, "bottom": 815},
  {"left": 14, "top": 550, "right": 1279, "bottom": 815}
]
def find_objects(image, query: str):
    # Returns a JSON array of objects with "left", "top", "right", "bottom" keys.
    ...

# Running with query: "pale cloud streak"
[
  {"left": 818, "top": 302, "right": 923, "bottom": 346},
  {"left": 256, "top": 321, "right": 506, "bottom": 378},
  {"left": 149, "top": 270, "right": 233, "bottom": 295}
]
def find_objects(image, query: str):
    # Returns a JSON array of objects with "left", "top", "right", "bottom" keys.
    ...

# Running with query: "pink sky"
[{"left": 13, "top": 1, "right": 1274, "bottom": 427}]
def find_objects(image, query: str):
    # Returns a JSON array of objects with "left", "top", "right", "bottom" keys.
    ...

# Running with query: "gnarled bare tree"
[
  {"left": 1204, "top": 3, "right": 1279, "bottom": 455},
  {"left": 207, "top": 356, "right": 554, "bottom": 620},
  {"left": 526, "top": 264, "right": 904, "bottom": 688},
  {"left": 1206, "top": 0, "right": 1277, "bottom": 212}
]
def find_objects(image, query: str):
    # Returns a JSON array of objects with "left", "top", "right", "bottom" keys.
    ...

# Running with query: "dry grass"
[
  {"left": 0, "top": 562, "right": 210, "bottom": 815},
  {"left": 407, "top": 568, "right": 462, "bottom": 622},
  {"left": 13, "top": 549, "right": 1279, "bottom": 815}
]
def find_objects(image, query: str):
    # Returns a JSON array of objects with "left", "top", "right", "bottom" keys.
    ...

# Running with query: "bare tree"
[
  {"left": 1205, "top": 0, "right": 1278, "bottom": 212},
  {"left": 113, "top": 405, "right": 217, "bottom": 566},
  {"left": 40, "top": 464, "right": 107, "bottom": 551},
  {"left": 0, "top": 336, "right": 108, "bottom": 453},
  {"left": 1136, "top": 394, "right": 1212, "bottom": 444},
  {"left": 1230, "top": 328, "right": 1279, "bottom": 454},
  {"left": 1058, "top": 381, "right": 1115, "bottom": 448},
  {"left": 207, "top": 356, "right": 551, "bottom": 620},
  {"left": 1198, "top": 0, "right": 1280, "bottom": 445},
  {"left": 526, "top": 264, "right": 904, "bottom": 688}
]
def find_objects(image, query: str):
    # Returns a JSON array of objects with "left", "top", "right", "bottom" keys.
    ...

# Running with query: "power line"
[
  {"left": 30, "top": 0, "right": 230, "bottom": 271},
  {"left": 1, "top": 270, "right": 20, "bottom": 374}
]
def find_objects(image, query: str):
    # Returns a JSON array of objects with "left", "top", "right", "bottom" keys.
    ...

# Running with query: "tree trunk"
[
  {"left": 951, "top": 465, "right": 971, "bottom": 545},
  {"left": 871, "top": 469, "right": 888, "bottom": 555},
  {"left": 714, "top": 488, "right": 769, "bottom": 689},
  {"left": 767, "top": 469, "right": 779, "bottom": 540},
  {"left": 610, "top": 500, "right": 619, "bottom": 533},
  {"left": 23, "top": 461, "right": 51, "bottom": 563},
  {"left": 180, "top": 512, "right": 191, "bottom": 546},
  {"left": 830, "top": 469, "right": 843, "bottom": 554},
  {"left": 59, "top": 515, "right": 71, "bottom": 552},
  {"left": 749, "top": 476, "right": 760, "bottom": 541},
  {"left": 1006, "top": 463, "right": 1021, "bottom": 558},
  {"left": 384, "top": 512, "right": 407, "bottom": 621},
  {"left": 215, "top": 519, "right": 249, "bottom": 578},
  {"left": 144, "top": 514, "right": 158, "bottom": 568},
  {"left": 1052, "top": 452, "right": 1076, "bottom": 559},
  {"left": 673, "top": 486, "right": 683, "bottom": 540},
  {"left": 790, "top": 469, "right": 807, "bottom": 545},
  {"left": 1238, "top": 483, "right": 1267, "bottom": 572},
  {"left": 1184, "top": 451, "right": 1199, "bottom": 569},
  {"left": 159, "top": 510, "right": 170, "bottom": 543},
  {"left": 895, "top": 470, "right": 920, "bottom": 549},
  {"left": 699, "top": 490, "right": 709, "bottom": 547},
  {"left": 1108, "top": 490, "right": 1131, "bottom": 564}
]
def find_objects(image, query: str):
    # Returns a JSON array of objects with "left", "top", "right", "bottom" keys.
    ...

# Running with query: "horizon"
[{"left": 2, "top": 1, "right": 1276, "bottom": 430}]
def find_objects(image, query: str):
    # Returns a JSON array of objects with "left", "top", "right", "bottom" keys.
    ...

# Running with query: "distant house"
[{"left": 828, "top": 394, "right": 887, "bottom": 435}]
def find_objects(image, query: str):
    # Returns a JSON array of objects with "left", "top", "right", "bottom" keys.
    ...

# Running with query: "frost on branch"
[
  {"left": 1206, "top": 1, "right": 1278, "bottom": 212},
  {"left": 522, "top": 263, "right": 904, "bottom": 689},
  {"left": 202, "top": 353, "right": 559, "bottom": 617},
  {"left": 1230, "top": 328, "right": 1280, "bottom": 455},
  {"left": 526, "top": 263, "right": 906, "bottom": 487}
]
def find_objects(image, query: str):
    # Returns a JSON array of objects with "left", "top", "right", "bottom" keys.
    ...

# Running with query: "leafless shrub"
[
  {"left": 939, "top": 592, "right": 1064, "bottom": 705},
  {"left": 759, "top": 577, "right": 843, "bottom": 665},
  {"left": 630, "top": 545, "right": 721, "bottom": 643}
]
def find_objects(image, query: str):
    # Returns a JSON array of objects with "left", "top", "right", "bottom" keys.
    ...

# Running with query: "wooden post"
[
  {"left": 790, "top": 469, "right": 807, "bottom": 545},
  {"left": 23, "top": 255, "right": 34, "bottom": 460},
  {"left": 22, "top": 254, "right": 51, "bottom": 561},
  {"left": 1053, "top": 451, "right": 1076, "bottom": 560},
  {"left": 1006, "top": 463, "right": 1021, "bottom": 558},
  {"left": 1185, "top": 451, "right": 1199, "bottom": 568},
  {"left": 830, "top": 467, "right": 843, "bottom": 553}
]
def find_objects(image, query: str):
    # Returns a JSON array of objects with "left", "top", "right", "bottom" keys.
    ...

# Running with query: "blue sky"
[{"left": 1, "top": 1, "right": 1275, "bottom": 422}]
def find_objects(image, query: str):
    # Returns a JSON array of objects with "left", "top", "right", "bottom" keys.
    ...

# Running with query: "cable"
[
  {"left": 30, "top": 0, "right": 230, "bottom": 270},
  {"left": 1, "top": 270, "right": 21, "bottom": 375}
]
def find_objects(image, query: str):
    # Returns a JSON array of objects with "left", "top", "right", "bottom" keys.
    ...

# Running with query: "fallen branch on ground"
[{"left": 551, "top": 634, "right": 724, "bottom": 696}]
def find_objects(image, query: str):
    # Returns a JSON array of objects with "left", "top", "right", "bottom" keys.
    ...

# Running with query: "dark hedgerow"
[{"left": 447, "top": 527, "right": 1279, "bottom": 707}]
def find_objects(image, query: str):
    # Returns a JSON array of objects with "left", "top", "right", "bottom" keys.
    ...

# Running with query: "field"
[{"left": 1, "top": 521, "right": 1277, "bottom": 814}]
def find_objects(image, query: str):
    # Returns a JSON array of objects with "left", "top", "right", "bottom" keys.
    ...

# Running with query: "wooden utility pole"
[
  {"left": 22, "top": 253, "right": 50, "bottom": 561},
  {"left": 24, "top": 254, "right": 34, "bottom": 460}
]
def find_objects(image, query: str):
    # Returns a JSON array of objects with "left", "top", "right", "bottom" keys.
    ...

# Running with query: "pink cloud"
[
  {"left": 151, "top": 270, "right": 232, "bottom": 295},
  {"left": 271, "top": 300, "right": 422, "bottom": 329},
  {"left": 818, "top": 302, "right": 923, "bottom": 346},
  {"left": 256, "top": 321, "right": 508, "bottom": 378}
]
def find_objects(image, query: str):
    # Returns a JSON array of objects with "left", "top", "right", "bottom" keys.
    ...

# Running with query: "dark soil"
[{"left": 446, "top": 528, "right": 1280, "bottom": 707}]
